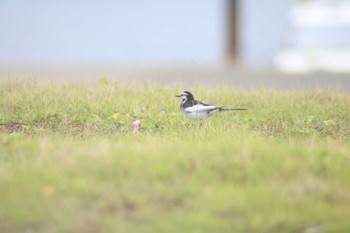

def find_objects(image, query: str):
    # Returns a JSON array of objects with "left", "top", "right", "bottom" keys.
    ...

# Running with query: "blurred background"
[{"left": 0, "top": 0, "right": 349, "bottom": 88}]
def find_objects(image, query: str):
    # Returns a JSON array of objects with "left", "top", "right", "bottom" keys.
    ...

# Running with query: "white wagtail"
[{"left": 176, "top": 91, "right": 247, "bottom": 119}]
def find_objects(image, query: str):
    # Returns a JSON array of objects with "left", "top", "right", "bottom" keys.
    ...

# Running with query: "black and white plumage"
[{"left": 176, "top": 91, "right": 247, "bottom": 119}]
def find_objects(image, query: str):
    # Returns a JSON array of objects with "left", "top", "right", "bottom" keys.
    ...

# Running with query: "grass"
[{"left": 0, "top": 79, "right": 350, "bottom": 233}]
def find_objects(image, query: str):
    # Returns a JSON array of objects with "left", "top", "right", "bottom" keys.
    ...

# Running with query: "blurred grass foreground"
[{"left": 0, "top": 79, "right": 350, "bottom": 233}]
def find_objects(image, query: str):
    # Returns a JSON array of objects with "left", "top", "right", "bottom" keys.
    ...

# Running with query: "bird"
[{"left": 176, "top": 91, "right": 247, "bottom": 119}]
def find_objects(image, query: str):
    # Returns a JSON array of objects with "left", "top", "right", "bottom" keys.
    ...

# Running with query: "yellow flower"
[
  {"left": 169, "top": 117, "right": 176, "bottom": 126},
  {"left": 112, "top": 113, "right": 119, "bottom": 120}
]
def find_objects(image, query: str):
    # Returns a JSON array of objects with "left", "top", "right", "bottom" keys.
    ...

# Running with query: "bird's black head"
[{"left": 176, "top": 91, "right": 194, "bottom": 101}]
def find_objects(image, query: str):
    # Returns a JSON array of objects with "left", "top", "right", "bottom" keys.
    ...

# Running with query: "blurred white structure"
[
  {"left": 238, "top": 0, "right": 295, "bottom": 67},
  {"left": 275, "top": 0, "right": 350, "bottom": 73}
]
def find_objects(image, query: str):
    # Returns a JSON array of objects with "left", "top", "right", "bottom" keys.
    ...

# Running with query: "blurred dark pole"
[{"left": 226, "top": 0, "right": 238, "bottom": 64}]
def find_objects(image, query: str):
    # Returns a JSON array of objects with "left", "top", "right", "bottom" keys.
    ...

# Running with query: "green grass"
[{"left": 0, "top": 79, "right": 350, "bottom": 233}]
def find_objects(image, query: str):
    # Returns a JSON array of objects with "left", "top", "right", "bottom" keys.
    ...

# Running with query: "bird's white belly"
[
  {"left": 186, "top": 111, "right": 210, "bottom": 119},
  {"left": 183, "top": 105, "right": 219, "bottom": 119}
]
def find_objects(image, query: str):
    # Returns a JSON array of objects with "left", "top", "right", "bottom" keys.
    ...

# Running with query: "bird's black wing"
[{"left": 194, "top": 100, "right": 214, "bottom": 106}]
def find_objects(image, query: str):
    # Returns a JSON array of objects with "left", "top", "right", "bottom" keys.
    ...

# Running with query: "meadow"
[{"left": 0, "top": 79, "right": 350, "bottom": 233}]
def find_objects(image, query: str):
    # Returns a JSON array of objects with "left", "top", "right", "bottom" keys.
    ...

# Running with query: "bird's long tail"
[{"left": 219, "top": 107, "right": 247, "bottom": 111}]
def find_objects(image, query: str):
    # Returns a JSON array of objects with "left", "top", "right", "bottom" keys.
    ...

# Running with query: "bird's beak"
[{"left": 175, "top": 95, "right": 181, "bottom": 98}]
